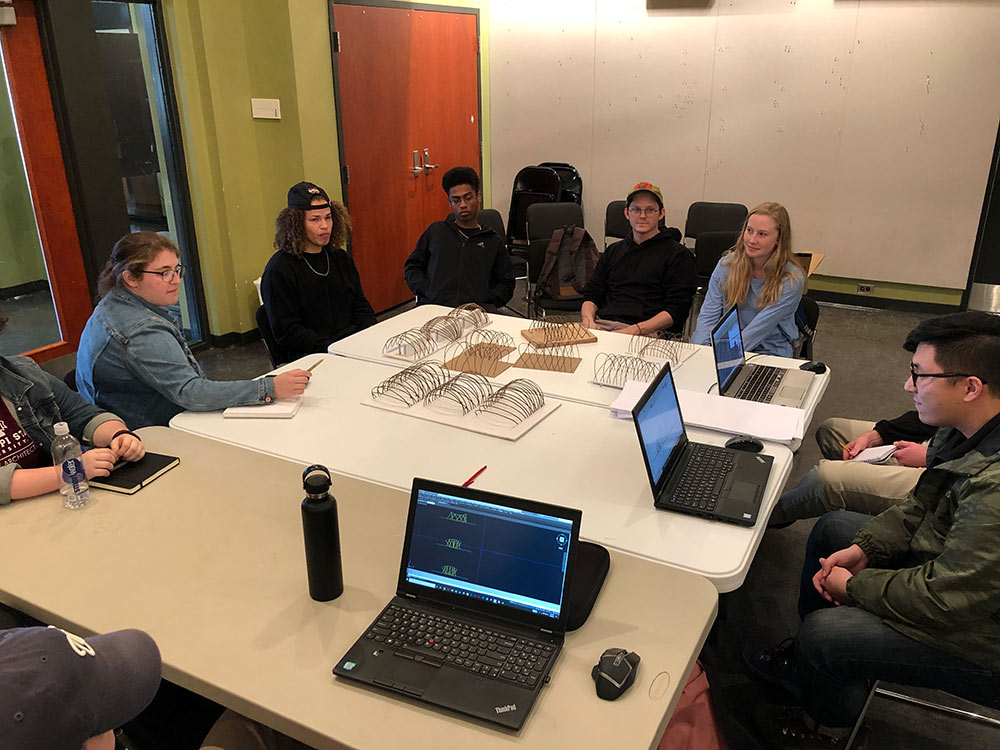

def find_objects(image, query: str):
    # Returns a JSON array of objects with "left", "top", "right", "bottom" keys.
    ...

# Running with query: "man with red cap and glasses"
[{"left": 581, "top": 182, "right": 697, "bottom": 336}]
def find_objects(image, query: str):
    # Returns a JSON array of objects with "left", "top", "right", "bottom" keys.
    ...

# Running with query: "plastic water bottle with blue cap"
[{"left": 51, "top": 421, "right": 89, "bottom": 510}]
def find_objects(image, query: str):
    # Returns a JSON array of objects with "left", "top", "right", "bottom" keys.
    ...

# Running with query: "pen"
[
  {"left": 307, "top": 359, "right": 324, "bottom": 373},
  {"left": 462, "top": 465, "right": 487, "bottom": 487}
]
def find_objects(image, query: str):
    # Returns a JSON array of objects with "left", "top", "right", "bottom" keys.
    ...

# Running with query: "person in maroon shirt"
[{"left": 0, "top": 307, "right": 144, "bottom": 505}]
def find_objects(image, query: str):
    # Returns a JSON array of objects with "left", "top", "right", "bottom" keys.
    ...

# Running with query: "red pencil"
[{"left": 462, "top": 465, "right": 487, "bottom": 487}]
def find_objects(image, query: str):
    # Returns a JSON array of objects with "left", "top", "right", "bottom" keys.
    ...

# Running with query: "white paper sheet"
[{"left": 676, "top": 389, "right": 805, "bottom": 442}]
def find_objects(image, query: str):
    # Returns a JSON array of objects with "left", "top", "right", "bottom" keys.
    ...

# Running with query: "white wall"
[{"left": 489, "top": 0, "right": 1000, "bottom": 289}]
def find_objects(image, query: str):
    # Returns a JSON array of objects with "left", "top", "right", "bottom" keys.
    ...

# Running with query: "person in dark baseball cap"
[
  {"left": 285, "top": 182, "right": 331, "bottom": 211},
  {"left": 261, "top": 181, "right": 376, "bottom": 363},
  {"left": 0, "top": 625, "right": 161, "bottom": 749}
]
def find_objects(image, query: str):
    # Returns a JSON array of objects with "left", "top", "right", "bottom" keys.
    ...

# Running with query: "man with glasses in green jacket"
[{"left": 748, "top": 311, "right": 1000, "bottom": 749}]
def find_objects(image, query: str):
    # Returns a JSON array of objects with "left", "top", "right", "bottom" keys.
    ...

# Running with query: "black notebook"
[{"left": 88, "top": 452, "right": 180, "bottom": 495}]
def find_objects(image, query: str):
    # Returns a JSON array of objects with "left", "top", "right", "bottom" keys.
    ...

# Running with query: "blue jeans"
[{"left": 794, "top": 512, "right": 1000, "bottom": 729}]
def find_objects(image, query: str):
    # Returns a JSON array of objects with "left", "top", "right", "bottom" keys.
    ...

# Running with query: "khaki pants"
[{"left": 771, "top": 418, "right": 924, "bottom": 523}]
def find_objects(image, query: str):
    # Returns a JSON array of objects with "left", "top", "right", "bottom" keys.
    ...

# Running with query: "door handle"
[
  {"left": 422, "top": 148, "right": 440, "bottom": 173},
  {"left": 409, "top": 150, "right": 423, "bottom": 176}
]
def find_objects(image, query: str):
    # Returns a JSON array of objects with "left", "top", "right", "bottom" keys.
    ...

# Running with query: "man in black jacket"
[
  {"left": 581, "top": 182, "right": 697, "bottom": 336},
  {"left": 404, "top": 167, "right": 515, "bottom": 310}
]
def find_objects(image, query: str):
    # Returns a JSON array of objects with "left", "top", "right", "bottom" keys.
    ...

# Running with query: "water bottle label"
[{"left": 62, "top": 458, "right": 86, "bottom": 493}]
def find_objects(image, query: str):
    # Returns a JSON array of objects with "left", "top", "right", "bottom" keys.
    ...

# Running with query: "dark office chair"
[
  {"left": 693, "top": 230, "right": 739, "bottom": 289},
  {"left": 526, "top": 202, "right": 585, "bottom": 316},
  {"left": 477, "top": 208, "right": 505, "bottom": 239},
  {"left": 604, "top": 200, "right": 630, "bottom": 246},
  {"left": 256, "top": 304, "right": 291, "bottom": 368},
  {"left": 506, "top": 166, "right": 561, "bottom": 246},
  {"left": 684, "top": 201, "right": 748, "bottom": 244},
  {"left": 62, "top": 369, "right": 78, "bottom": 392},
  {"left": 538, "top": 161, "right": 583, "bottom": 205},
  {"left": 795, "top": 295, "right": 820, "bottom": 360}
]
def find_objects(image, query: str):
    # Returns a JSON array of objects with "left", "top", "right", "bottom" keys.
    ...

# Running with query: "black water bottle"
[{"left": 301, "top": 464, "right": 344, "bottom": 601}]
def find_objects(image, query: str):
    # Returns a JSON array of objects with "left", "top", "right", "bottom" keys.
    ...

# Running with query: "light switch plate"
[{"left": 251, "top": 98, "right": 281, "bottom": 120}]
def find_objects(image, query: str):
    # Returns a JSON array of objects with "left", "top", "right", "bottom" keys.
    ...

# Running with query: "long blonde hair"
[{"left": 721, "top": 202, "right": 796, "bottom": 309}]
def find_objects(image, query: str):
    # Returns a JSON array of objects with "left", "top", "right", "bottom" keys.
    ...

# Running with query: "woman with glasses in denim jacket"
[
  {"left": 691, "top": 202, "right": 805, "bottom": 358},
  {"left": 0, "top": 308, "right": 144, "bottom": 505},
  {"left": 76, "top": 232, "right": 311, "bottom": 428}
]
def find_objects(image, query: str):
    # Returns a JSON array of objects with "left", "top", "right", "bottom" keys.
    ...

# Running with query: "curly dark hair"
[{"left": 274, "top": 201, "right": 350, "bottom": 257}]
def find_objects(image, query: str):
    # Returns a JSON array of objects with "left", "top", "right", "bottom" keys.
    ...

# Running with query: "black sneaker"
[
  {"left": 743, "top": 637, "right": 800, "bottom": 700},
  {"left": 753, "top": 704, "right": 868, "bottom": 750}
]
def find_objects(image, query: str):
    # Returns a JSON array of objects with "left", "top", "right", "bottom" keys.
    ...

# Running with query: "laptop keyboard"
[
  {"left": 365, "top": 604, "right": 554, "bottom": 687},
  {"left": 733, "top": 365, "right": 784, "bottom": 402},
  {"left": 668, "top": 445, "right": 735, "bottom": 513}
]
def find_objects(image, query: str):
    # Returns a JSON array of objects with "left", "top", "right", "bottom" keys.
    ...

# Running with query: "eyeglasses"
[
  {"left": 627, "top": 206, "right": 660, "bottom": 217},
  {"left": 140, "top": 265, "right": 186, "bottom": 283},
  {"left": 909, "top": 363, "right": 988, "bottom": 389}
]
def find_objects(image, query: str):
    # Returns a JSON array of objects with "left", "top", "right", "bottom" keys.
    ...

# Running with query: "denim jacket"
[
  {"left": 0, "top": 356, "right": 120, "bottom": 505},
  {"left": 76, "top": 288, "right": 275, "bottom": 428}
]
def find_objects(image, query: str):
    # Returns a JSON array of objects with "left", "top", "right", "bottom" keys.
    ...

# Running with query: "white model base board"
[{"left": 363, "top": 398, "right": 560, "bottom": 441}]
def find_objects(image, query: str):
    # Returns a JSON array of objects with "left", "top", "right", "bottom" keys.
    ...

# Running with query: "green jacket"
[{"left": 846, "top": 417, "right": 1000, "bottom": 670}]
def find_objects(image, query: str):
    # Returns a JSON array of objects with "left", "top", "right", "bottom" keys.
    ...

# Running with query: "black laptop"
[
  {"left": 710, "top": 305, "right": 814, "bottom": 407},
  {"left": 632, "top": 363, "right": 773, "bottom": 526},
  {"left": 334, "top": 478, "right": 581, "bottom": 730}
]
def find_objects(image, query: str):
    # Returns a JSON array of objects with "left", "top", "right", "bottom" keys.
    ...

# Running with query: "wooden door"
[
  {"left": 1, "top": 0, "right": 94, "bottom": 361},
  {"left": 333, "top": 3, "right": 481, "bottom": 313},
  {"left": 411, "top": 10, "right": 481, "bottom": 227}
]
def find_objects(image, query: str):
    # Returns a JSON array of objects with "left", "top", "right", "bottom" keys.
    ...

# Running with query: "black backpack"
[{"left": 533, "top": 226, "right": 599, "bottom": 302}]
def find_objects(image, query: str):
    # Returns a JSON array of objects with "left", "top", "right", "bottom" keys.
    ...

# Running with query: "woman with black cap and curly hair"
[{"left": 261, "top": 182, "right": 376, "bottom": 363}]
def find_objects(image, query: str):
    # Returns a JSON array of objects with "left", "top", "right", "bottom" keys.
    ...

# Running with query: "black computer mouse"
[
  {"left": 725, "top": 434, "right": 764, "bottom": 453},
  {"left": 799, "top": 361, "right": 827, "bottom": 374},
  {"left": 591, "top": 647, "right": 640, "bottom": 701}
]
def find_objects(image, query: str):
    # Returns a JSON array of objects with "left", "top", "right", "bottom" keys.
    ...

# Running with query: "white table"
[
  {"left": 328, "top": 305, "right": 830, "bottom": 432},
  {"left": 172, "top": 354, "right": 792, "bottom": 592},
  {"left": 0, "top": 428, "right": 718, "bottom": 750}
]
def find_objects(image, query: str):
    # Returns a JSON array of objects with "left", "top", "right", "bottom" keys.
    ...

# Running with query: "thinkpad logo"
[{"left": 494, "top": 703, "right": 517, "bottom": 714}]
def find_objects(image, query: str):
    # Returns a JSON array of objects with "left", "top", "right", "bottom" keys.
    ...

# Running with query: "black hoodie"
[
  {"left": 403, "top": 215, "right": 515, "bottom": 308},
  {"left": 582, "top": 227, "right": 697, "bottom": 333}
]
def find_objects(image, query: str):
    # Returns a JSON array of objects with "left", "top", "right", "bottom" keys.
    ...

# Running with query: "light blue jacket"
[
  {"left": 691, "top": 259, "right": 805, "bottom": 357},
  {"left": 0, "top": 356, "right": 120, "bottom": 505},
  {"left": 76, "top": 288, "right": 275, "bottom": 428}
]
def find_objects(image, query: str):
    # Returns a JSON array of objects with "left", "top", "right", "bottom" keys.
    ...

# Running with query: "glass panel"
[
  {"left": 0, "top": 39, "right": 61, "bottom": 356},
  {"left": 91, "top": 1, "right": 203, "bottom": 342}
]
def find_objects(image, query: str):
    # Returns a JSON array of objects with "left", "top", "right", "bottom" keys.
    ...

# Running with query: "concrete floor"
[
  {"left": 0, "top": 289, "right": 61, "bottom": 356},
  {"left": 35, "top": 295, "right": 998, "bottom": 748}
]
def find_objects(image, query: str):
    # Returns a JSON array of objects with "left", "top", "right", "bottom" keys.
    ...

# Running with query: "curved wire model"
[
  {"left": 420, "top": 315, "right": 466, "bottom": 343},
  {"left": 447, "top": 303, "right": 490, "bottom": 330},
  {"left": 424, "top": 372, "right": 493, "bottom": 415},
  {"left": 382, "top": 328, "right": 437, "bottom": 360},
  {"left": 371, "top": 361, "right": 450, "bottom": 406},
  {"left": 593, "top": 353, "right": 659, "bottom": 388},
  {"left": 628, "top": 335, "right": 686, "bottom": 363},
  {"left": 476, "top": 378, "right": 545, "bottom": 426},
  {"left": 524, "top": 316, "right": 592, "bottom": 346}
]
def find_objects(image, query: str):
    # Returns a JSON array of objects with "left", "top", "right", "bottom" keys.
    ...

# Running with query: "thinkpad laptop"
[
  {"left": 710, "top": 305, "right": 814, "bottom": 407},
  {"left": 632, "top": 363, "right": 773, "bottom": 526},
  {"left": 334, "top": 478, "right": 581, "bottom": 730}
]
